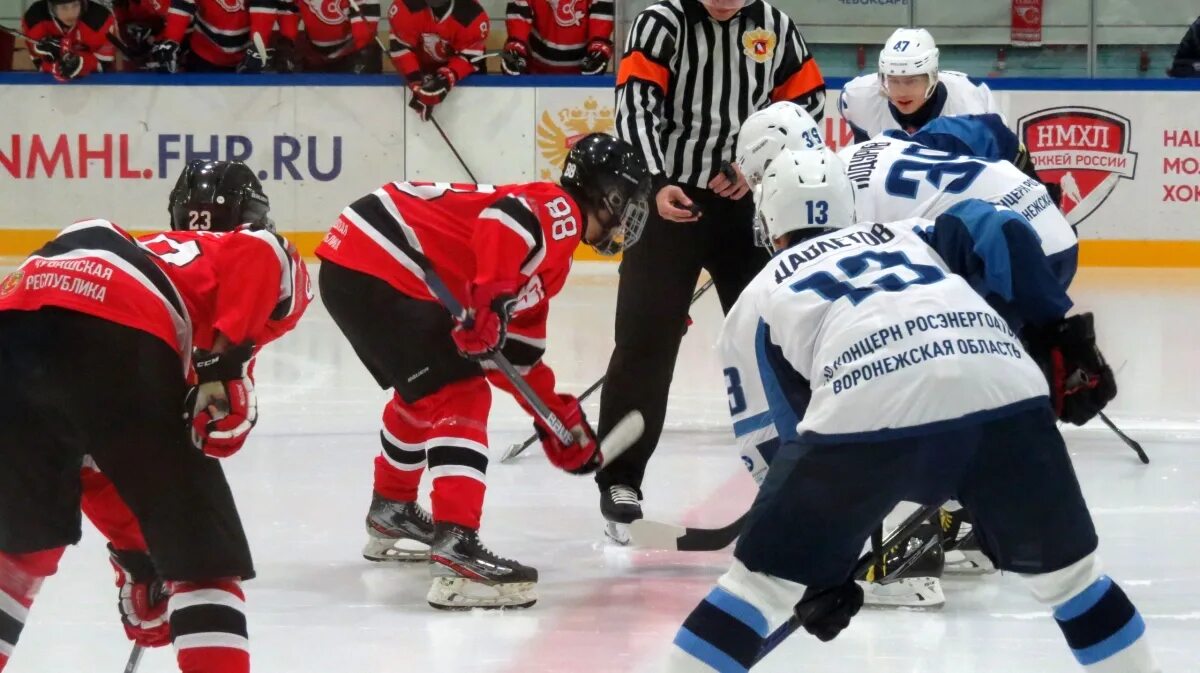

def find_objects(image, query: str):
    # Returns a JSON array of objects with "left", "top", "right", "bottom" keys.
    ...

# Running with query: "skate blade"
[
  {"left": 604, "top": 521, "right": 631, "bottom": 546},
  {"left": 859, "top": 577, "right": 946, "bottom": 609},
  {"left": 427, "top": 577, "right": 537, "bottom": 610},
  {"left": 944, "top": 549, "right": 997, "bottom": 575},
  {"left": 362, "top": 536, "right": 431, "bottom": 562}
]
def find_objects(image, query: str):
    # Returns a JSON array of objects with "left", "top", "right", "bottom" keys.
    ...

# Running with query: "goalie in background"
[
  {"left": 839, "top": 27, "right": 1002, "bottom": 142},
  {"left": 668, "top": 147, "right": 1148, "bottom": 672}
]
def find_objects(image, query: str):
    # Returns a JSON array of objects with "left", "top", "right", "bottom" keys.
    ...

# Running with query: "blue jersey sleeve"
[
  {"left": 908, "top": 114, "right": 1019, "bottom": 162},
  {"left": 917, "top": 199, "right": 1073, "bottom": 329}
]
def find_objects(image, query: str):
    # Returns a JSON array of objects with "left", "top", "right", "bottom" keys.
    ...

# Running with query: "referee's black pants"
[{"left": 596, "top": 184, "right": 770, "bottom": 494}]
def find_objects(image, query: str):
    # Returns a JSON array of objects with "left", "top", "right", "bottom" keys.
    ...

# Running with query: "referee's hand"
[
  {"left": 656, "top": 185, "right": 701, "bottom": 223},
  {"left": 709, "top": 162, "right": 751, "bottom": 200}
]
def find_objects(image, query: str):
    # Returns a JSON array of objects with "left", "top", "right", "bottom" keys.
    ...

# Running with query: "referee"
[{"left": 597, "top": 0, "right": 825, "bottom": 542}]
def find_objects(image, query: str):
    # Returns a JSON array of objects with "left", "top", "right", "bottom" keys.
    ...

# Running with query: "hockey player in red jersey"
[
  {"left": 260, "top": 0, "right": 382, "bottom": 72},
  {"left": 315, "top": 133, "right": 651, "bottom": 610},
  {"left": 147, "top": 0, "right": 278, "bottom": 72},
  {"left": 0, "top": 161, "right": 310, "bottom": 673},
  {"left": 501, "top": 0, "right": 613, "bottom": 75},
  {"left": 388, "top": 0, "right": 488, "bottom": 121},
  {"left": 21, "top": 0, "right": 115, "bottom": 81},
  {"left": 111, "top": 0, "right": 169, "bottom": 70}
]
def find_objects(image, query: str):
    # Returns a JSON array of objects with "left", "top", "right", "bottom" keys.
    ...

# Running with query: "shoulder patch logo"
[
  {"left": 742, "top": 28, "right": 775, "bottom": 64},
  {"left": 0, "top": 270, "right": 23, "bottom": 298}
]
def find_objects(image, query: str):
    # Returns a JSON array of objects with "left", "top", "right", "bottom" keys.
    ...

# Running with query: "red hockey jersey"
[
  {"left": 164, "top": 0, "right": 275, "bottom": 68},
  {"left": 0, "top": 221, "right": 309, "bottom": 371},
  {"left": 112, "top": 0, "right": 169, "bottom": 39},
  {"left": 505, "top": 0, "right": 612, "bottom": 74},
  {"left": 266, "top": 0, "right": 379, "bottom": 62},
  {"left": 21, "top": 0, "right": 115, "bottom": 77},
  {"left": 316, "top": 182, "right": 582, "bottom": 351},
  {"left": 387, "top": 0, "right": 487, "bottom": 84}
]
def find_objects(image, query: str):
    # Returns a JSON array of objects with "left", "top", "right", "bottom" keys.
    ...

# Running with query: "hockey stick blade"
[
  {"left": 1098, "top": 411, "right": 1149, "bottom": 464},
  {"left": 629, "top": 512, "right": 747, "bottom": 552},
  {"left": 597, "top": 410, "right": 644, "bottom": 470}
]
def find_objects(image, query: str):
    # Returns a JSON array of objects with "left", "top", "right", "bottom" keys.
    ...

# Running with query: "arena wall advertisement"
[{"left": 1, "top": 78, "right": 1198, "bottom": 266}]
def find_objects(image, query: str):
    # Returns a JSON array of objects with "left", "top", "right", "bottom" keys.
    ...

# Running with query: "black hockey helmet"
[
  {"left": 560, "top": 133, "right": 652, "bottom": 256},
  {"left": 168, "top": 160, "right": 272, "bottom": 232}
]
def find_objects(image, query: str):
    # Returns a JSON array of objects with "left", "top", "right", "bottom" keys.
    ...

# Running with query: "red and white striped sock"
[{"left": 169, "top": 579, "right": 249, "bottom": 673}]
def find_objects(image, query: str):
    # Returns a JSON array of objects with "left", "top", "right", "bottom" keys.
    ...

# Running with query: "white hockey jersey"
[
  {"left": 839, "top": 71, "right": 1001, "bottom": 142},
  {"left": 722, "top": 201, "right": 1072, "bottom": 481},
  {"left": 837, "top": 135, "right": 1078, "bottom": 287}
]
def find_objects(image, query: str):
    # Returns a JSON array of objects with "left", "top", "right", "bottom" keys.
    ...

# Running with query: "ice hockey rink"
[{"left": 7, "top": 262, "right": 1199, "bottom": 673}]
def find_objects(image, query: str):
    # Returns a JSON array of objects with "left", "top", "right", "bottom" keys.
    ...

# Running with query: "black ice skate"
[
  {"left": 939, "top": 506, "right": 997, "bottom": 575},
  {"left": 600, "top": 484, "right": 643, "bottom": 545},
  {"left": 859, "top": 521, "right": 947, "bottom": 608},
  {"left": 427, "top": 523, "right": 538, "bottom": 610},
  {"left": 362, "top": 492, "right": 435, "bottom": 562}
]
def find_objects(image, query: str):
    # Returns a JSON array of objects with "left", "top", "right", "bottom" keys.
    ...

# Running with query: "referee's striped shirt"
[{"left": 616, "top": 0, "right": 826, "bottom": 189}]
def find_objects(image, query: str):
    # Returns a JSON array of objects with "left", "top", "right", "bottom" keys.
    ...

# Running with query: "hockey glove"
[
  {"left": 500, "top": 39, "right": 528, "bottom": 75},
  {"left": 451, "top": 280, "right": 518, "bottom": 360},
  {"left": 417, "top": 67, "right": 456, "bottom": 97},
  {"left": 31, "top": 36, "right": 62, "bottom": 62},
  {"left": 794, "top": 578, "right": 863, "bottom": 642},
  {"left": 187, "top": 343, "right": 258, "bottom": 457},
  {"left": 579, "top": 39, "right": 612, "bottom": 75},
  {"left": 109, "top": 545, "right": 170, "bottom": 648},
  {"left": 535, "top": 394, "right": 602, "bottom": 474},
  {"left": 52, "top": 51, "right": 84, "bottom": 81},
  {"left": 237, "top": 43, "right": 273, "bottom": 73},
  {"left": 146, "top": 40, "right": 181, "bottom": 73},
  {"left": 124, "top": 23, "right": 156, "bottom": 58},
  {"left": 1024, "top": 312, "right": 1117, "bottom": 426},
  {"left": 273, "top": 36, "right": 298, "bottom": 74}
]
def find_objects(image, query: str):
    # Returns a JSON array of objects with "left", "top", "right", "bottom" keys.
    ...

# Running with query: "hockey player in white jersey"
[
  {"left": 840, "top": 28, "right": 1001, "bottom": 143},
  {"left": 666, "top": 147, "right": 1149, "bottom": 673}
]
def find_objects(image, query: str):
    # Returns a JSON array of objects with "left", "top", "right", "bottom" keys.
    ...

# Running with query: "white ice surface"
[{"left": 7, "top": 264, "right": 1199, "bottom": 673}]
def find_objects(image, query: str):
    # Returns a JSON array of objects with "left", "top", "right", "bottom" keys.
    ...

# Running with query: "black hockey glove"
[
  {"left": 273, "top": 36, "right": 298, "bottom": 74},
  {"left": 124, "top": 23, "right": 156, "bottom": 58},
  {"left": 53, "top": 51, "right": 84, "bottom": 81},
  {"left": 238, "top": 43, "right": 273, "bottom": 73},
  {"left": 793, "top": 578, "right": 863, "bottom": 642},
  {"left": 579, "top": 39, "right": 612, "bottom": 75},
  {"left": 32, "top": 36, "right": 62, "bottom": 62},
  {"left": 500, "top": 39, "right": 528, "bottom": 75},
  {"left": 1023, "top": 312, "right": 1117, "bottom": 426},
  {"left": 146, "top": 40, "right": 181, "bottom": 73}
]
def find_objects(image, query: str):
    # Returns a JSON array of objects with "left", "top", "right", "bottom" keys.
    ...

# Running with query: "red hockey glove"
[
  {"left": 451, "top": 280, "right": 519, "bottom": 360},
  {"left": 187, "top": 343, "right": 258, "bottom": 457},
  {"left": 1024, "top": 312, "right": 1117, "bottom": 426},
  {"left": 580, "top": 39, "right": 612, "bottom": 75},
  {"left": 109, "top": 545, "right": 170, "bottom": 648},
  {"left": 500, "top": 39, "right": 528, "bottom": 75},
  {"left": 535, "top": 395, "right": 602, "bottom": 474}
]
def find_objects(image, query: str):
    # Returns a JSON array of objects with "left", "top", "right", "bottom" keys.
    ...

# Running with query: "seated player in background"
[
  {"left": 389, "top": 0, "right": 488, "bottom": 121},
  {"left": 145, "top": 0, "right": 277, "bottom": 72},
  {"left": 668, "top": 147, "right": 1145, "bottom": 673},
  {"left": 0, "top": 162, "right": 310, "bottom": 673},
  {"left": 839, "top": 28, "right": 1001, "bottom": 142},
  {"left": 21, "top": 0, "right": 114, "bottom": 81},
  {"left": 501, "top": 0, "right": 614, "bottom": 75},
  {"left": 111, "top": 0, "right": 168, "bottom": 71},
  {"left": 315, "top": 133, "right": 651, "bottom": 610},
  {"left": 73, "top": 161, "right": 312, "bottom": 655},
  {"left": 1168, "top": 15, "right": 1200, "bottom": 77},
  {"left": 253, "top": 0, "right": 383, "bottom": 73}
]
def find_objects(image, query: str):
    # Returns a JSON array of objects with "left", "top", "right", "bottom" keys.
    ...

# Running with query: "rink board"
[{"left": 1, "top": 74, "right": 1199, "bottom": 266}]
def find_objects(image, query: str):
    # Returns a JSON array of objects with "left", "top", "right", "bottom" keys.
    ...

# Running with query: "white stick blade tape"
[{"left": 628, "top": 519, "right": 687, "bottom": 550}]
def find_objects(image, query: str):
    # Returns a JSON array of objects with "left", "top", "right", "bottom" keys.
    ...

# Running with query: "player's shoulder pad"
[
  {"left": 483, "top": 192, "right": 545, "bottom": 247},
  {"left": 23, "top": 0, "right": 52, "bottom": 26},
  {"left": 235, "top": 227, "right": 298, "bottom": 307},
  {"left": 450, "top": 0, "right": 486, "bottom": 24},
  {"left": 81, "top": 1, "right": 114, "bottom": 31}
]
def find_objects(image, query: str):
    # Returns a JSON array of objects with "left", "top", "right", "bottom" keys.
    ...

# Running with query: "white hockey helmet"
[
  {"left": 736, "top": 101, "right": 824, "bottom": 188},
  {"left": 878, "top": 28, "right": 940, "bottom": 99},
  {"left": 756, "top": 147, "right": 855, "bottom": 248}
]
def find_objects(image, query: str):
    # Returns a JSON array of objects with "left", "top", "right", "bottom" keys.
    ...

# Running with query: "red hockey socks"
[
  {"left": 170, "top": 579, "right": 249, "bottom": 673},
  {"left": 0, "top": 548, "right": 64, "bottom": 672}
]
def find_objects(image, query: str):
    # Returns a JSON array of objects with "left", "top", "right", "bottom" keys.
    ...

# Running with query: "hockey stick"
[
  {"left": 499, "top": 277, "right": 717, "bottom": 463},
  {"left": 419, "top": 265, "right": 644, "bottom": 470},
  {"left": 1098, "top": 411, "right": 1149, "bottom": 464},
  {"left": 252, "top": 32, "right": 270, "bottom": 66},
  {"left": 124, "top": 644, "right": 144, "bottom": 673},
  {"left": 756, "top": 504, "right": 941, "bottom": 661},
  {"left": 629, "top": 511, "right": 747, "bottom": 552}
]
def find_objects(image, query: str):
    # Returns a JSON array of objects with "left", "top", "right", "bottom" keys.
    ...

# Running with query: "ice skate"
[
  {"left": 362, "top": 492, "right": 435, "bottom": 562},
  {"left": 600, "top": 484, "right": 642, "bottom": 545},
  {"left": 940, "top": 506, "right": 997, "bottom": 575},
  {"left": 427, "top": 523, "right": 538, "bottom": 610},
  {"left": 861, "top": 521, "right": 946, "bottom": 608}
]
